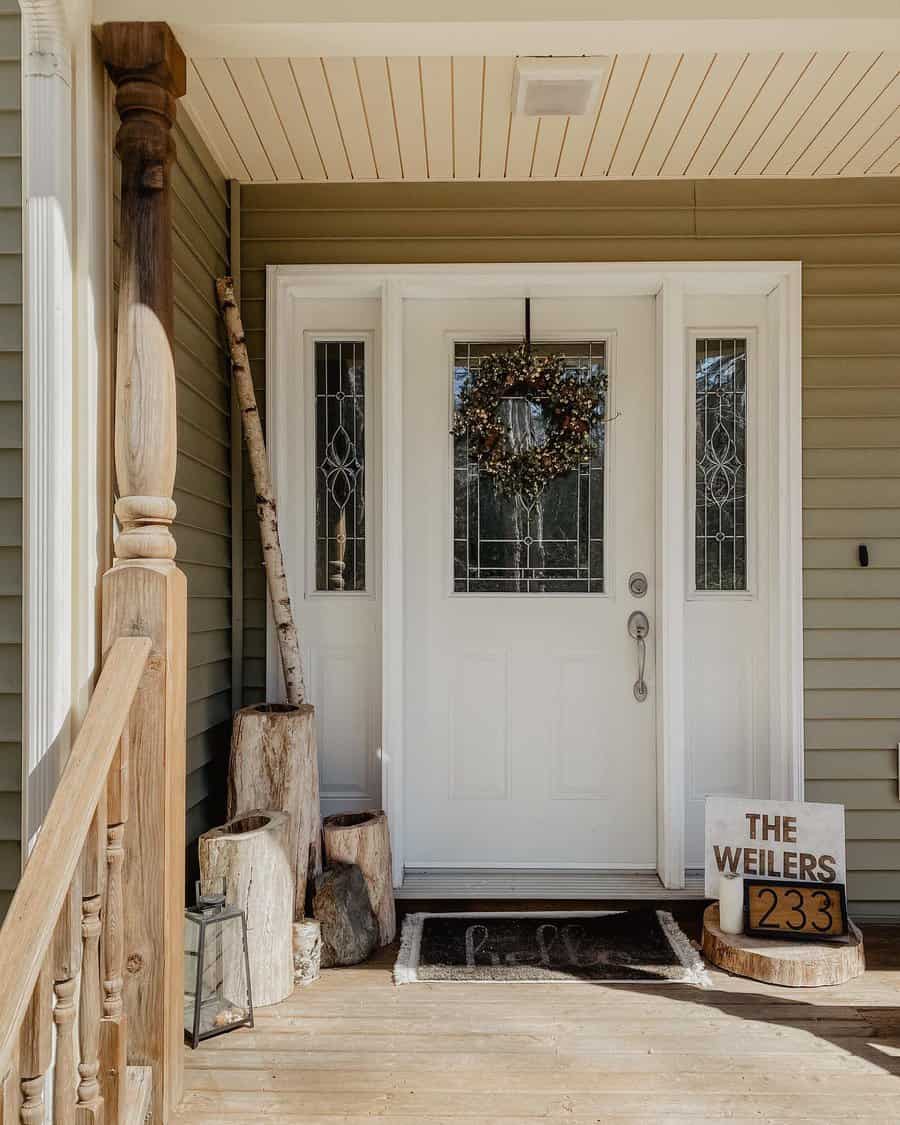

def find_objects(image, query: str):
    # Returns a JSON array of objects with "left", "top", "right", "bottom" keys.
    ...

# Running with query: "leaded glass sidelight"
[
  {"left": 694, "top": 337, "right": 748, "bottom": 592},
  {"left": 453, "top": 341, "right": 606, "bottom": 594},
  {"left": 315, "top": 340, "right": 366, "bottom": 592}
]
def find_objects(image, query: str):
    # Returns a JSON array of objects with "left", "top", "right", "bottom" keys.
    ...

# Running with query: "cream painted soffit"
[
  {"left": 182, "top": 49, "right": 900, "bottom": 183},
  {"left": 109, "top": 19, "right": 900, "bottom": 59}
]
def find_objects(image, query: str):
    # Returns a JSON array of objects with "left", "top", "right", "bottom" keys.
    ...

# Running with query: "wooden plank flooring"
[{"left": 177, "top": 919, "right": 900, "bottom": 1123}]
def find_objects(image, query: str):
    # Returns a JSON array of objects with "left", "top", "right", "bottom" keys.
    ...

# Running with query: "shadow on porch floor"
[{"left": 175, "top": 916, "right": 900, "bottom": 1123}]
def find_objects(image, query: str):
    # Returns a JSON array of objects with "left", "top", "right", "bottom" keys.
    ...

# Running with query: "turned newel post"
[
  {"left": 103, "top": 21, "right": 184, "bottom": 562},
  {"left": 100, "top": 22, "right": 187, "bottom": 1123}
]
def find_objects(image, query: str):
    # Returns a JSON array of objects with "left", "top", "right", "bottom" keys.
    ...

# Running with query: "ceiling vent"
[{"left": 512, "top": 57, "right": 609, "bottom": 118}]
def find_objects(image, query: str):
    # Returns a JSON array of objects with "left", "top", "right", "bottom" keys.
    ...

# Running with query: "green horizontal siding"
[
  {"left": 241, "top": 175, "right": 900, "bottom": 918},
  {"left": 0, "top": 0, "right": 20, "bottom": 920},
  {"left": 172, "top": 111, "right": 233, "bottom": 891}
]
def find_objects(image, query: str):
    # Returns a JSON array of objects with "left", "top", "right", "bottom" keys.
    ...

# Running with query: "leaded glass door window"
[
  {"left": 453, "top": 340, "right": 606, "bottom": 593},
  {"left": 693, "top": 336, "right": 748, "bottom": 592},
  {"left": 314, "top": 339, "right": 366, "bottom": 592}
]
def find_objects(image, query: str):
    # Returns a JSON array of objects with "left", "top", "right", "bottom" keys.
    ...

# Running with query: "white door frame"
[{"left": 267, "top": 261, "right": 804, "bottom": 889}]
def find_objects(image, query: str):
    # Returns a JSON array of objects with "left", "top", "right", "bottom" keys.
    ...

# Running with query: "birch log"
[
  {"left": 292, "top": 919, "right": 321, "bottom": 986},
  {"left": 229, "top": 704, "right": 323, "bottom": 920},
  {"left": 323, "top": 811, "right": 396, "bottom": 945},
  {"left": 199, "top": 810, "right": 294, "bottom": 1007},
  {"left": 216, "top": 276, "right": 305, "bottom": 705}
]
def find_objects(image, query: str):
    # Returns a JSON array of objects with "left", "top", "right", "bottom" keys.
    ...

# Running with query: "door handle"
[{"left": 627, "top": 611, "right": 650, "bottom": 702}]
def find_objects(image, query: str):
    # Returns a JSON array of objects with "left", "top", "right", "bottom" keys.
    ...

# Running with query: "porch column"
[{"left": 100, "top": 23, "right": 187, "bottom": 1122}]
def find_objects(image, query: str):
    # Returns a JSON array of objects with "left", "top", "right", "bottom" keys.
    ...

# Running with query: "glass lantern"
[{"left": 184, "top": 880, "right": 254, "bottom": 1047}]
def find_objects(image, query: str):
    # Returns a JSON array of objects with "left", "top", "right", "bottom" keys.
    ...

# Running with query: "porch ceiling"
[{"left": 182, "top": 49, "right": 900, "bottom": 184}]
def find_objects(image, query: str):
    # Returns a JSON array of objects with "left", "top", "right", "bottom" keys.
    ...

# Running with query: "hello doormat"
[{"left": 394, "top": 909, "right": 710, "bottom": 985}]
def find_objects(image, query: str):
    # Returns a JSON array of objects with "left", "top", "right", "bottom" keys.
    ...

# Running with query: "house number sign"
[
  {"left": 743, "top": 879, "right": 848, "bottom": 940},
  {"left": 704, "top": 796, "right": 847, "bottom": 897}
]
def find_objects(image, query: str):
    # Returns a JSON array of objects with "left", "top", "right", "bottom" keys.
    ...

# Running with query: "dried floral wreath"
[{"left": 451, "top": 343, "right": 607, "bottom": 500}]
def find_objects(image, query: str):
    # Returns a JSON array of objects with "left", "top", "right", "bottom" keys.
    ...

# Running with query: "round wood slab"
[{"left": 701, "top": 903, "right": 865, "bottom": 987}]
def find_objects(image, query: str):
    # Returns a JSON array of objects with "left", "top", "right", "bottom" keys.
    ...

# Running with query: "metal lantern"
[{"left": 184, "top": 880, "right": 254, "bottom": 1048}]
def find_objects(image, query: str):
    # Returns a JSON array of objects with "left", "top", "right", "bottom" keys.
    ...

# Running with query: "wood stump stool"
[
  {"left": 199, "top": 810, "right": 294, "bottom": 1006},
  {"left": 323, "top": 811, "right": 396, "bottom": 945},
  {"left": 229, "top": 703, "right": 323, "bottom": 919},
  {"left": 702, "top": 904, "right": 865, "bottom": 987}
]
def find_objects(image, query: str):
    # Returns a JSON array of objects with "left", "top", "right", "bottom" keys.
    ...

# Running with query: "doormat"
[{"left": 394, "top": 909, "right": 711, "bottom": 986}]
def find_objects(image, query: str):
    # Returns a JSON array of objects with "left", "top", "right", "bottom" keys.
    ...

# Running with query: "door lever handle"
[{"left": 627, "top": 611, "right": 650, "bottom": 702}]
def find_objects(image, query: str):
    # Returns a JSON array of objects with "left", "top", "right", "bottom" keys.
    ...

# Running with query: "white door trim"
[{"left": 267, "top": 261, "right": 804, "bottom": 890}]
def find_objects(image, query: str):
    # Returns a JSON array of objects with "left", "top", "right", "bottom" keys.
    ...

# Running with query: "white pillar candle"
[{"left": 718, "top": 873, "right": 744, "bottom": 935}]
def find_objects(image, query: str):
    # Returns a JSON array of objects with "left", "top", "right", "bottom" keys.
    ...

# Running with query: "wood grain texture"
[
  {"left": 100, "top": 821, "right": 128, "bottom": 1124},
  {"left": 228, "top": 704, "right": 323, "bottom": 921},
  {"left": 174, "top": 920, "right": 900, "bottom": 1123},
  {"left": 52, "top": 977, "right": 77, "bottom": 1125},
  {"left": 702, "top": 903, "right": 865, "bottom": 987},
  {"left": 323, "top": 812, "right": 396, "bottom": 946},
  {"left": 17, "top": 960, "right": 51, "bottom": 1125},
  {"left": 103, "top": 24, "right": 190, "bottom": 1121},
  {"left": 76, "top": 896, "right": 103, "bottom": 1123},
  {"left": 292, "top": 919, "right": 321, "bottom": 986},
  {"left": 200, "top": 810, "right": 294, "bottom": 1007},
  {"left": 216, "top": 276, "right": 305, "bottom": 705},
  {"left": 0, "top": 638, "right": 150, "bottom": 1080},
  {"left": 18, "top": 960, "right": 51, "bottom": 1079},
  {"left": 103, "top": 22, "right": 186, "bottom": 564},
  {"left": 101, "top": 565, "right": 186, "bottom": 1123}
]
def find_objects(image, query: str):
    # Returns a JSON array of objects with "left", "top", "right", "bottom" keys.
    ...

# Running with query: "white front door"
[{"left": 403, "top": 296, "right": 658, "bottom": 868}]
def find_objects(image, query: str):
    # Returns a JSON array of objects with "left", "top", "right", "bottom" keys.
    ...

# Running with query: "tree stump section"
[
  {"left": 702, "top": 903, "right": 865, "bottom": 987},
  {"left": 323, "top": 811, "right": 396, "bottom": 946},
  {"left": 229, "top": 703, "right": 322, "bottom": 920},
  {"left": 199, "top": 810, "right": 294, "bottom": 1007}
]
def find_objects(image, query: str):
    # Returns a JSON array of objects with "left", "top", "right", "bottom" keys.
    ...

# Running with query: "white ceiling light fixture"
[{"left": 512, "top": 56, "right": 609, "bottom": 117}]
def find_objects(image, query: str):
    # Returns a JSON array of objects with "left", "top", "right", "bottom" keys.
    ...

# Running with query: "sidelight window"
[
  {"left": 314, "top": 339, "right": 366, "bottom": 592},
  {"left": 694, "top": 336, "right": 748, "bottom": 592}
]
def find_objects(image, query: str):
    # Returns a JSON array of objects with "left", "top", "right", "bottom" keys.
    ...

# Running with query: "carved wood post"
[
  {"left": 76, "top": 897, "right": 103, "bottom": 1123},
  {"left": 53, "top": 886, "right": 82, "bottom": 1125},
  {"left": 100, "top": 22, "right": 187, "bottom": 1123},
  {"left": 52, "top": 978, "right": 77, "bottom": 1125},
  {"left": 100, "top": 730, "right": 129, "bottom": 1122},
  {"left": 17, "top": 963, "right": 51, "bottom": 1125}
]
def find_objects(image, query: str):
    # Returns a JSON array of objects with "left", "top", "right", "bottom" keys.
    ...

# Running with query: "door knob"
[{"left": 627, "top": 611, "right": 650, "bottom": 702}]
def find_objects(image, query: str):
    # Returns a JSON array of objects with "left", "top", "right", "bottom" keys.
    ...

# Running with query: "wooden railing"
[{"left": 0, "top": 636, "right": 151, "bottom": 1124}]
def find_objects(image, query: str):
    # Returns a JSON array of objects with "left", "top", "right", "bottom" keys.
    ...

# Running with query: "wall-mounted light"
[{"left": 511, "top": 57, "right": 609, "bottom": 118}]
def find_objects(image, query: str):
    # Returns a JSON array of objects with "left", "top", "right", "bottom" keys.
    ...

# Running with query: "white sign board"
[{"left": 705, "top": 796, "right": 846, "bottom": 897}]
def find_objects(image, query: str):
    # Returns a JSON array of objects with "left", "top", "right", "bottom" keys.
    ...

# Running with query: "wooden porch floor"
[{"left": 176, "top": 914, "right": 900, "bottom": 1124}]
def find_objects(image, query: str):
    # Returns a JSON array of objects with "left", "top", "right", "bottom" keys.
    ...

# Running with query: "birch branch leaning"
[{"left": 216, "top": 276, "right": 305, "bottom": 705}]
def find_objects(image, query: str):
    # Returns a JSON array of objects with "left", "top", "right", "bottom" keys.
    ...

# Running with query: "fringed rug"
[{"left": 394, "top": 908, "right": 710, "bottom": 986}]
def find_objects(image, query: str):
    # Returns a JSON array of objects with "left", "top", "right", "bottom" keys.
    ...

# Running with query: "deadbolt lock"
[{"left": 628, "top": 572, "right": 648, "bottom": 598}]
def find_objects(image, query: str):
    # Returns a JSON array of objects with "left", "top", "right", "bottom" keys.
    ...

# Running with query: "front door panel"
[{"left": 403, "top": 296, "right": 657, "bottom": 868}]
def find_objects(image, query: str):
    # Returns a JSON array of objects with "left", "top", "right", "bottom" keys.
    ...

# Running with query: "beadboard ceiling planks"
[
  {"left": 184, "top": 51, "right": 900, "bottom": 182},
  {"left": 255, "top": 59, "right": 326, "bottom": 181},
  {"left": 387, "top": 56, "right": 428, "bottom": 180}
]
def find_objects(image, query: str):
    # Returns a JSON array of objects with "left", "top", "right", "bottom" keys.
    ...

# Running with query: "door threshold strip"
[{"left": 397, "top": 868, "right": 707, "bottom": 900}]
